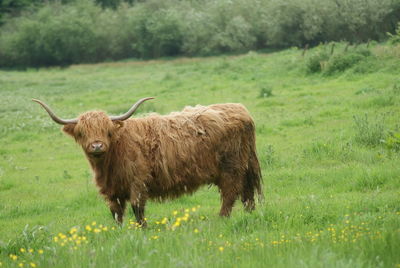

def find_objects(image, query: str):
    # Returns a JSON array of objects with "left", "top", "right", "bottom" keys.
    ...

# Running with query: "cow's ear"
[
  {"left": 63, "top": 124, "right": 76, "bottom": 137},
  {"left": 113, "top": 120, "right": 124, "bottom": 130}
]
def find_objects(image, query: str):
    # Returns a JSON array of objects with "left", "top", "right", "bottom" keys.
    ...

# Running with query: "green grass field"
[{"left": 1, "top": 43, "right": 400, "bottom": 267}]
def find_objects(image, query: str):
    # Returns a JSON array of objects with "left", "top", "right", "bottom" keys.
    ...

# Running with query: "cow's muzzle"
[{"left": 88, "top": 142, "right": 106, "bottom": 157}]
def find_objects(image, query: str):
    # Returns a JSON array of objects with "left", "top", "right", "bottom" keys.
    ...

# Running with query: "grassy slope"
[{"left": 0, "top": 44, "right": 399, "bottom": 267}]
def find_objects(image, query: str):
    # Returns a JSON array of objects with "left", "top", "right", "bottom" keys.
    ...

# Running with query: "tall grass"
[{"left": 0, "top": 44, "right": 399, "bottom": 267}]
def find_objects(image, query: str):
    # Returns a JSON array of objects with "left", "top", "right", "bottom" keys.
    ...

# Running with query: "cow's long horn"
[
  {"left": 110, "top": 97, "right": 154, "bottom": 121},
  {"left": 32, "top": 99, "right": 78, "bottom": 125}
]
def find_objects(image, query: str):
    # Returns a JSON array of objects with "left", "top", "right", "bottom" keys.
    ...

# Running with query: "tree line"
[{"left": 0, "top": 0, "right": 399, "bottom": 67}]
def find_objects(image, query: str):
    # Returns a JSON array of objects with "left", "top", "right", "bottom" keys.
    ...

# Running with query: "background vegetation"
[
  {"left": 0, "top": 41, "right": 399, "bottom": 267},
  {"left": 1, "top": 0, "right": 400, "bottom": 67}
]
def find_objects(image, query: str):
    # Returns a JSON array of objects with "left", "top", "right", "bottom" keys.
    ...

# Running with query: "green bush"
[
  {"left": 134, "top": 8, "right": 184, "bottom": 58},
  {"left": 324, "top": 49, "right": 371, "bottom": 75},
  {"left": 181, "top": 0, "right": 259, "bottom": 55},
  {"left": 388, "top": 22, "right": 400, "bottom": 44},
  {"left": 265, "top": 0, "right": 312, "bottom": 47},
  {"left": 306, "top": 52, "right": 330, "bottom": 73},
  {"left": 0, "top": 1, "right": 104, "bottom": 67},
  {"left": 94, "top": 6, "right": 137, "bottom": 60},
  {"left": 180, "top": 9, "right": 215, "bottom": 55}
]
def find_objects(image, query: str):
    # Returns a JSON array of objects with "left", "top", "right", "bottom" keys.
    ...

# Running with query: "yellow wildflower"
[
  {"left": 28, "top": 249, "right": 34, "bottom": 253},
  {"left": 92, "top": 221, "right": 97, "bottom": 226},
  {"left": 18, "top": 263, "right": 24, "bottom": 267},
  {"left": 218, "top": 246, "right": 224, "bottom": 252},
  {"left": 85, "top": 225, "right": 92, "bottom": 231},
  {"left": 59, "top": 234, "right": 66, "bottom": 239},
  {"left": 102, "top": 227, "right": 108, "bottom": 231},
  {"left": 173, "top": 211, "right": 178, "bottom": 216},
  {"left": 185, "top": 209, "right": 189, "bottom": 213},
  {"left": 93, "top": 228, "right": 101, "bottom": 233},
  {"left": 9, "top": 254, "right": 18, "bottom": 261},
  {"left": 191, "top": 207, "right": 196, "bottom": 212},
  {"left": 194, "top": 228, "right": 199, "bottom": 233},
  {"left": 30, "top": 263, "right": 37, "bottom": 268},
  {"left": 20, "top": 248, "right": 26, "bottom": 253},
  {"left": 38, "top": 249, "right": 44, "bottom": 254}
]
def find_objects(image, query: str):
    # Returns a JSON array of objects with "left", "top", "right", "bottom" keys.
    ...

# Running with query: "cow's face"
[
  {"left": 63, "top": 111, "right": 123, "bottom": 159},
  {"left": 33, "top": 97, "right": 153, "bottom": 159}
]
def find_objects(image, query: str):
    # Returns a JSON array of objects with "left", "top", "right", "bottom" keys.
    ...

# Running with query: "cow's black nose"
[{"left": 91, "top": 142, "right": 104, "bottom": 152}]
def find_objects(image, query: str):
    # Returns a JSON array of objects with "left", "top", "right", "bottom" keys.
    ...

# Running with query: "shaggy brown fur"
[{"left": 61, "top": 103, "right": 262, "bottom": 225}]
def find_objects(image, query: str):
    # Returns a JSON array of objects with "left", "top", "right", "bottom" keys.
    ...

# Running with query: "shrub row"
[
  {"left": 306, "top": 47, "right": 373, "bottom": 75},
  {"left": 0, "top": 0, "right": 399, "bottom": 67}
]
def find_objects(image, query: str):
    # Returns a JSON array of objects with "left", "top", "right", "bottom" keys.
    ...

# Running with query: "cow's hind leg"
[
  {"left": 241, "top": 183, "right": 255, "bottom": 212},
  {"left": 109, "top": 198, "right": 126, "bottom": 224},
  {"left": 218, "top": 173, "right": 243, "bottom": 217}
]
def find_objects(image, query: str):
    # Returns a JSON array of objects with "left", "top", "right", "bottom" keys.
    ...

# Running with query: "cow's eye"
[
  {"left": 77, "top": 132, "right": 83, "bottom": 138},
  {"left": 108, "top": 132, "right": 112, "bottom": 138}
]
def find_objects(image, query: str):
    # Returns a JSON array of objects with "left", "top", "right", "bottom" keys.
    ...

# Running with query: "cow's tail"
[{"left": 242, "top": 136, "right": 263, "bottom": 211}]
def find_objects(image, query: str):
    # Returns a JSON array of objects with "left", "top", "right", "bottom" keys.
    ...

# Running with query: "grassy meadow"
[{"left": 0, "top": 43, "right": 400, "bottom": 267}]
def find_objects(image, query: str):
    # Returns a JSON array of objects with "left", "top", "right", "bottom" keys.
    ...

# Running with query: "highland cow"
[{"left": 33, "top": 97, "right": 262, "bottom": 226}]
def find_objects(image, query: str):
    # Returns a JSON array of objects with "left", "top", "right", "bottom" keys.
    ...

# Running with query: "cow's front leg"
[
  {"left": 108, "top": 197, "right": 126, "bottom": 224},
  {"left": 130, "top": 195, "right": 147, "bottom": 227}
]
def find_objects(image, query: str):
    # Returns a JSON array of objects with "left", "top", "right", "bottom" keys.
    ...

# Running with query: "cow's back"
[{"left": 127, "top": 103, "right": 256, "bottom": 199}]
